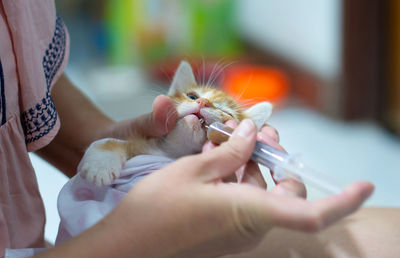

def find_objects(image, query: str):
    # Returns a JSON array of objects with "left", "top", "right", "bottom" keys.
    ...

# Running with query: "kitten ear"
[
  {"left": 168, "top": 61, "right": 197, "bottom": 95},
  {"left": 244, "top": 102, "right": 273, "bottom": 130}
]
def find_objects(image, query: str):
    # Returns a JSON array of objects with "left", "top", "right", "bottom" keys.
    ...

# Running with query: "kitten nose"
[{"left": 196, "top": 98, "right": 211, "bottom": 108}]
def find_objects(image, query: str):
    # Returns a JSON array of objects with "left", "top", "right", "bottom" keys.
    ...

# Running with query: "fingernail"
[
  {"left": 362, "top": 182, "right": 375, "bottom": 199},
  {"left": 235, "top": 119, "right": 255, "bottom": 138}
]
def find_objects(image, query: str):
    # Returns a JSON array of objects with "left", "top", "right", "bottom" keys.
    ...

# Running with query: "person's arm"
[
  {"left": 36, "top": 74, "right": 177, "bottom": 177},
  {"left": 35, "top": 120, "right": 374, "bottom": 258}
]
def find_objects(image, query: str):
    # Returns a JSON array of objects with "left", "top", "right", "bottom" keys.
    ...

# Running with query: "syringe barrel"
[
  {"left": 206, "top": 122, "right": 233, "bottom": 144},
  {"left": 207, "top": 122, "right": 289, "bottom": 179},
  {"left": 251, "top": 141, "right": 290, "bottom": 180},
  {"left": 206, "top": 122, "right": 341, "bottom": 194}
]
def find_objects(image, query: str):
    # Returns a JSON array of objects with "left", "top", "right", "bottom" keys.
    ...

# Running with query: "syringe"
[{"left": 206, "top": 122, "right": 342, "bottom": 195}]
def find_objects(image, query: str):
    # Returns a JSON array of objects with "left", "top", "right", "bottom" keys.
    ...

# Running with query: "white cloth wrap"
[{"left": 56, "top": 154, "right": 173, "bottom": 244}]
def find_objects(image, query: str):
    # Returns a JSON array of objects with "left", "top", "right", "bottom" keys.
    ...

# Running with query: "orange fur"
[{"left": 97, "top": 141, "right": 128, "bottom": 160}]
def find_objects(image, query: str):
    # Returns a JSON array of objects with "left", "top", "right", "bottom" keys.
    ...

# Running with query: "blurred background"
[{"left": 34, "top": 0, "right": 400, "bottom": 243}]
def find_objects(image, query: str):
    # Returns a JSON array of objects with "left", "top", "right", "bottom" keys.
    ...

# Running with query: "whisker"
[
  {"left": 239, "top": 97, "right": 272, "bottom": 108},
  {"left": 202, "top": 55, "right": 206, "bottom": 86},
  {"left": 143, "top": 86, "right": 167, "bottom": 97},
  {"left": 195, "top": 57, "right": 202, "bottom": 85},
  {"left": 205, "top": 59, "right": 223, "bottom": 88},
  {"left": 209, "top": 60, "right": 237, "bottom": 87},
  {"left": 163, "top": 108, "right": 178, "bottom": 133},
  {"left": 236, "top": 73, "right": 253, "bottom": 100},
  {"left": 210, "top": 58, "right": 232, "bottom": 87},
  {"left": 206, "top": 58, "right": 225, "bottom": 87},
  {"left": 160, "top": 67, "right": 173, "bottom": 84}
]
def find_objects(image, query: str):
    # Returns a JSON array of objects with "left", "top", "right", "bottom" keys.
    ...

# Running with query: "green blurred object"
[
  {"left": 105, "top": 0, "right": 143, "bottom": 65},
  {"left": 184, "top": 0, "right": 242, "bottom": 58},
  {"left": 104, "top": 0, "right": 242, "bottom": 65}
]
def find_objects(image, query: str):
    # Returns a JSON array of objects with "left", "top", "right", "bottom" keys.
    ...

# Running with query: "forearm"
[
  {"left": 35, "top": 209, "right": 134, "bottom": 258},
  {"left": 36, "top": 74, "right": 115, "bottom": 177},
  {"left": 35, "top": 190, "right": 186, "bottom": 258}
]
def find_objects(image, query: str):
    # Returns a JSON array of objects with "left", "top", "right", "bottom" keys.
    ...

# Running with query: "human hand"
[
  {"left": 103, "top": 95, "right": 178, "bottom": 139},
  {"left": 202, "top": 120, "right": 306, "bottom": 197},
  {"left": 105, "top": 119, "right": 374, "bottom": 258}
]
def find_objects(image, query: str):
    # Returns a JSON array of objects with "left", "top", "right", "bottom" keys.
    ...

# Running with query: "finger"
[
  {"left": 202, "top": 140, "right": 216, "bottom": 152},
  {"left": 203, "top": 120, "right": 238, "bottom": 183},
  {"left": 221, "top": 164, "right": 259, "bottom": 184},
  {"left": 134, "top": 95, "right": 178, "bottom": 137},
  {"left": 311, "top": 181, "right": 374, "bottom": 228},
  {"left": 271, "top": 178, "right": 307, "bottom": 198},
  {"left": 257, "top": 130, "right": 284, "bottom": 152},
  {"left": 240, "top": 161, "right": 267, "bottom": 189},
  {"left": 203, "top": 120, "right": 235, "bottom": 152},
  {"left": 222, "top": 169, "right": 240, "bottom": 183},
  {"left": 260, "top": 125, "right": 280, "bottom": 143},
  {"left": 153, "top": 95, "right": 178, "bottom": 135},
  {"left": 236, "top": 123, "right": 278, "bottom": 188},
  {"left": 256, "top": 128, "right": 286, "bottom": 185},
  {"left": 268, "top": 181, "right": 374, "bottom": 232},
  {"left": 196, "top": 119, "right": 257, "bottom": 182},
  {"left": 225, "top": 120, "right": 237, "bottom": 128}
]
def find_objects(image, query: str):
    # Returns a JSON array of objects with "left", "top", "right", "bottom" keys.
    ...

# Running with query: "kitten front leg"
[{"left": 78, "top": 138, "right": 129, "bottom": 186}]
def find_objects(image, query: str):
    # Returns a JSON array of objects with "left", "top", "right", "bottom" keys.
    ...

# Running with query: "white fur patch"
[
  {"left": 198, "top": 89, "right": 214, "bottom": 99},
  {"left": 78, "top": 139, "right": 126, "bottom": 186},
  {"left": 160, "top": 117, "right": 206, "bottom": 158},
  {"left": 245, "top": 102, "right": 273, "bottom": 130},
  {"left": 176, "top": 102, "right": 199, "bottom": 117},
  {"left": 169, "top": 61, "right": 197, "bottom": 95}
]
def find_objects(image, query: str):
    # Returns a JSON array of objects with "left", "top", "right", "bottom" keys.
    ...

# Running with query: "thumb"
[
  {"left": 132, "top": 95, "right": 178, "bottom": 137},
  {"left": 150, "top": 95, "right": 178, "bottom": 136},
  {"left": 196, "top": 119, "right": 257, "bottom": 182}
]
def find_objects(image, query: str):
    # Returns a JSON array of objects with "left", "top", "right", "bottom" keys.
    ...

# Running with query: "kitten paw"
[{"left": 78, "top": 145, "right": 123, "bottom": 186}]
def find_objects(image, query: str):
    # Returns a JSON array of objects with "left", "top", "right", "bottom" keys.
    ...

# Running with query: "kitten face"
[
  {"left": 171, "top": 86, "right": 245, "bottom": 126},
  {"left": 159, "top": 61, "right": 273, "bottom": 158}
]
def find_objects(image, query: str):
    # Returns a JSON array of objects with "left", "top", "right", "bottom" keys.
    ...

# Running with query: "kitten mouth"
[
  {"left": 193, "top": 113, "right": 206, "bottom": 126},
  {"left": 192, "top": 112, "right": 202, "bottom": 121},
  {"left": 189, "top": 112, "right": 207, "bottom": 129}
]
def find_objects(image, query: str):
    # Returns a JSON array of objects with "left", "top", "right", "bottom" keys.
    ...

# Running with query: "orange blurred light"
[{"left": 222, "top": 65, "right": 289, "bottom": 106}]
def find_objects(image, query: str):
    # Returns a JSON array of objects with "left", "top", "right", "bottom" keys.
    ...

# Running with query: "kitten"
[{"left": 79, "top": 61, "right": 273, "bottom": 186}]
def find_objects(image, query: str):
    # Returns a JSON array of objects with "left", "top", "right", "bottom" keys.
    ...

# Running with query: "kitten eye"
[
  {"left": 223, "top": 110, "right": 234, "bottom": 118},
  {"left": 219, "top": 108, "right": 234, "bottom": 118},
  {"left": 186, "top": 92, "right": 199, "bottom": 100}
]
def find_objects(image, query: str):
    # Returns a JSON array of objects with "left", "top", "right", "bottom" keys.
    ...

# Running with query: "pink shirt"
[{"left": 0, "top": 0, "right": 69, "bottom": 255}]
